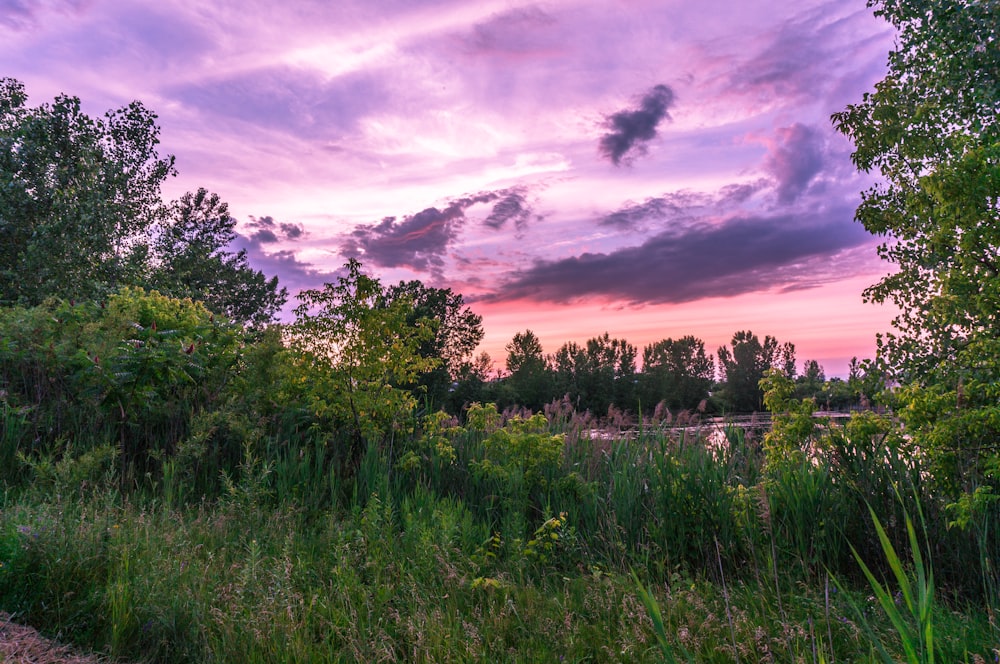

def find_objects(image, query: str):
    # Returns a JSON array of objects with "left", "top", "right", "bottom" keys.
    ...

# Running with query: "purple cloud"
[
  {"left": 483, "top": 187, "right": 532, "bottom": 230},
  {"left": 483, "top": 205, "right": 872, "bottom": 305},
  {"left": 245, "top": 215, "right": 306, "bottom": 244},
  {"left": 0, "top": 0, "right": 86, "bottom": 31},
  {"left": 169, "top": 66, "right": 389, "bottom": 140},
  {"left": 343, "top": 188, "right": 535, "bottom": 273},
  {"left": 763, "top": 123, "right": 825, "bottom": 203},
  {"left": 599, "top": 84, "right": 675, "bottom": 166},
  {"left": 464, "top": 6, "right": 559, "bottom": 57},
  {"left": 599, "top": 184, "right": 769, "bottom": 229},
  {"left": 0, "top": 0, "right": 32, "bottom": 30}
]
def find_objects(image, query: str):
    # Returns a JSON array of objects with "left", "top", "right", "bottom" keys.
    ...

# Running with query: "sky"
[{"left": 0, "top": 0, "right": 899, "bottom": 377}]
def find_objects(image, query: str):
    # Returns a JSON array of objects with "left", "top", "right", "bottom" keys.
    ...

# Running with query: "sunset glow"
[{"left": 1, "top": 0, "right": 898, "bottom": 376}]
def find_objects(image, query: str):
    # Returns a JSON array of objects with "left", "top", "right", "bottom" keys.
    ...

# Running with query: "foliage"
[
  {"left": 834, "top": 1, "right": 1000, "bottom": 523},
  {"left": 288, "top": 259, "right": 438, "bottom": 470},
  {"left": 639, "top": 335, "right": 714, "bottom": 413},
  {"left": 0, "top": 289, "right": 244, "bottom": 488},
  {"left": 381, "top": 280, "right": 483, "bottom": 409},
  {"left": 1, "top": 430, "right": 995, "bottom": 663},
  {"left": 503, "top": 330, "right": 553, "bottom": 411},
  {"left": 0, "top": 80, "right": 285, "bottom": 329},
  {"left": 550, "top": 332, "right": 638, "bottom": 416},
  {"left": 836, "top": 499, "right": 938, "bottom": 664},
  {"left": 0, "top": 78, "right": 175, "bottom": 305},
  {"left": 717, "top": 330, "right": 795, "bottom": 412},
  {"left": 148, "top": 188, "right": 287, "bottom": 328},
  {"left": 832, "top": 1, "right": 999, "bottom": 382}
]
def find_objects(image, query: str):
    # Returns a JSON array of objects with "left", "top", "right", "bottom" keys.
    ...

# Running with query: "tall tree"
[
  {"left": 552, "top": 333, "right": 637, "bottom": 415},
  {"left": 794, "top": 359, "right": 826, "bottom": 401},
  {"left": 148, "top": 188, "right": 287, "bottom": 328},
  {"left": 639, "top": 336, "right": 714, "bottom": 413},
  {"left": 0, "top": 78, "right": 175, "bottom": 304},
  {"left": 832, "top": 0, "right": 999, "bottom": 381},
  {"left": 833, "top": 1, "right": 1000, "bottom": 496},
  {"left": 717, "top": 331, "right": 795, "bottom": 412},
  {"left": 381, "top": 280, "right": 484, "bottom": 408},
  {"left": 504, "top": 330, "right": 553, "bottom": 412},
  {"left": 289, "top": 259, "right": 437, "bottom": 470}
]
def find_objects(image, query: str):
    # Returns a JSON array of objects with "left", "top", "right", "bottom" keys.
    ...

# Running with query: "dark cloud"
[
  {"left": 483, "top": 206, "right": 872, "bottom": 305},
  {"left": 484, "top": 188, "right": 532, "bottom": 230},
  {"left": 343, "top": 188, "right": 535, "bottom": 273},
  {"left": 763, "top": 123, "right": 825, "bottom": 203},
  {"left": 599, "top": 84, "right": 675, "bottom": 166},
  {"left": 280, "top": 222, "right": 304, "bottom": 239},
  {"left": 599, "top": 195, "right": 693, "bottom": 229},
  {"left": 344, "top": 207, "right": 461, "bottom": 273},
  {"left": 246, "top": 215, "right": 306, "bottom": 244}
]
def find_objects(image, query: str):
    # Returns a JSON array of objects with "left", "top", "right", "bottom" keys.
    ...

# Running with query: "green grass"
[{"left": 0, "top": 406, "right": 997, "bottom": 662}]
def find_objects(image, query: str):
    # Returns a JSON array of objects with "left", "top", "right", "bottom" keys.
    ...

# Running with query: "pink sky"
[{"left": 1, "top": 0, "right": 898, "bottom": 376}]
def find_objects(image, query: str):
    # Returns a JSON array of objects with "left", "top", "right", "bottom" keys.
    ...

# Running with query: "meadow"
[{"left": 0, "top": 387, "right": 996, "bottom": 662}]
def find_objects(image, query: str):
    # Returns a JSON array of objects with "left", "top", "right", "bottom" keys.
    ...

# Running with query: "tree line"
[{"left": 470, "top": 328, "right": 881, "bottom": 417}]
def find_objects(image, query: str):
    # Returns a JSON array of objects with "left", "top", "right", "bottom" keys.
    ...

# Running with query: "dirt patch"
[{"left": 0, "top": 613, "right": 108, "bottom": 664}]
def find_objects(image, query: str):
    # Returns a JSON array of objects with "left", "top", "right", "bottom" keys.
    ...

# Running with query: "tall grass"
[{"left": 0, "top": 401, "right": 997, "bottom": 661}]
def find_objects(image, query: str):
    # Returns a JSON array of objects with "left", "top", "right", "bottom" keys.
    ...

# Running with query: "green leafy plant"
[{"left": 837, "top": 499, "right": 937, "bottom": 664}]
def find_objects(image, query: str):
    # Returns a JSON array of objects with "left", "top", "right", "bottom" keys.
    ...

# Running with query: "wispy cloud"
[
  {"left": 0, "top": 0, "right": 86, "bottom": 31},
  {"left": 597, "top": 185, "right": 767, "bottom": 230}
]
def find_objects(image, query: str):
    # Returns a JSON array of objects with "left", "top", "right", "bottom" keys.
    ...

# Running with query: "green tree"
[
  {"left": 148, "top": 188, "right": 287, "bottom": 328},
  {"left": 504, "top": 330, "right": 553, "bottom": 412},
  {"left": 551, "top": 333, "right": 637, "bottom": 415},
  {"left": 0, "top": 78, "right": 175, "bottom": 304},
  {"left": 832, "top": 1, "right": 999, "bottom": 381},
  {"left": 795, "top": 359, "right": 826, "bottom": 401},
  {"left": 833, "top": 1, "right": 999, "bottom": 497},
  {"left": 288, "top": 259, "right": 438, "bottom": 470},
  {"left": 638, "top": 335, "right": 714, "bottom": 413},
  {"left": 381, "top": 280, "right": 484, "bottom": 409},
  {"left": 717, "top": 331, "right": 795, "bottom": 412},
  {"left": 445, "top": 351, "right": 496, "bottom": 412}
]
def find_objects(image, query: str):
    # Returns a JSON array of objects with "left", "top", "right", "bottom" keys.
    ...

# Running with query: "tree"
[
  {"left": 831, "top": 1, "right": 999, "bottom": 381},
  {"left": 717, "top": 331, "right": 795, "bottom": 412},
  {"left": 794, "top": 359, "right": 826, "bottom": 401},
  {"left": 0, "top": 78, "right": 175, "bottom": 304},
  {"left": 504, "top": 330, "right": 553, "bottom": 412},
  {"left": 833, "top": 2, "right": 1000, "bottom": 497},
  {"left": 639, "top": 336, "right": 714, "bottom": 413},
  {"left": 381, "top": 280, "right": 484, "bottom": 408},
  {"left": 289, "top": 259, "right": 438, "bottom": 470},
  {"left": 445, "top": 351, "right": 496, "bottom": 412},
  {"left": 552, "top": 333, "right": 637, "bottom": 415},
  {"left": 148, "top": 188, "right": 287, "bottom": 328}
]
